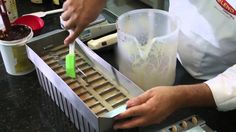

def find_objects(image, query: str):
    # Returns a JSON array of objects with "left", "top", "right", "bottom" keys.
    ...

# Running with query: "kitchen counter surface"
[{"left": 0, "top": 0, "right": 236, "bottom": 132}]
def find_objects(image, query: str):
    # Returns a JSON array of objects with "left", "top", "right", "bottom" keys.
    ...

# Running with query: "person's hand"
[
  {"left": 61, "top": 0, "right": 106, "bottom": 45},
  {"left": 113, "top": 83, "right": 215, "bottom": 130},
  {"left": 114, "top": 86, "right": 181, "bottom": 129}
]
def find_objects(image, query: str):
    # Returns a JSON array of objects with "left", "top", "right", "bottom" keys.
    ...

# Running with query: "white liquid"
[{"left": 119, "top": 39, "right": 177, "bottom": 91}]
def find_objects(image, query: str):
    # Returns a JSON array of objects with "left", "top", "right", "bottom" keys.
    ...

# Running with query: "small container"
[
  {"left": 14, "top": 15, "right": 45, "bottom": 35},
  {"left": 0, "top": 25, "right": 34, "bottom": 76}
]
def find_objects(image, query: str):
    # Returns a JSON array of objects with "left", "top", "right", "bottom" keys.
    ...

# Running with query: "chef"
[{"left": 61, "top": 0, "right": 236, "bottom": 129}]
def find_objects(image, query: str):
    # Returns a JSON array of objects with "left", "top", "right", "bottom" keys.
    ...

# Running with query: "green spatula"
[{"left": 66, "top": 31, "right": 76, "bottom": 78}]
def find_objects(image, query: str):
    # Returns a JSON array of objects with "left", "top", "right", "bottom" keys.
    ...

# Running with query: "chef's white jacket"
[{"left": 169, "top": 0, "right": 236, "bottom": 111}]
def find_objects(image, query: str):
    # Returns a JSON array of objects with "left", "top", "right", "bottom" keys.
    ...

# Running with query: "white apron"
[{"left": 169, "top": 0, "right": 236, "bottom": 80}]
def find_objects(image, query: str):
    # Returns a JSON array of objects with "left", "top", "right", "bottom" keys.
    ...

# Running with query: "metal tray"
[
  {"left": 158, "top": 115, "right": 215, "bottom": 132},
  {"left": 26, "top": 30, "right": 144, "bottom": 132}
]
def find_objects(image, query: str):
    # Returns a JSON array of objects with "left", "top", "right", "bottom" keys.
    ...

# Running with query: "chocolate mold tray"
[
  {"left": 26, "top": 30, "right": 143, "bottom": 132},
  {"left": 41, "top": 44, "right": 132, "bottom": 116}
]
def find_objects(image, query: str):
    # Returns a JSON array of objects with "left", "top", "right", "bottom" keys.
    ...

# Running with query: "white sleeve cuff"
[{"left": 205, "top": 64, "right": 236, "bottom": 111}]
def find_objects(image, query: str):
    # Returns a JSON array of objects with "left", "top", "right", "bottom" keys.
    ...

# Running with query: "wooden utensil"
[{"left": 0, "top": 0, "right": 11, "bottom": 33}]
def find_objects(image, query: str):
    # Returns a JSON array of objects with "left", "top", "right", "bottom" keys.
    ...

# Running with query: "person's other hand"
[
  {"left": 114, "top": 83, "right": 215, "bottom": 129},
  {"left": 61, "top": 0, "right": 106, "bottom": 45},
  {"left": 114, "top": 86, "right": 181, "bottom": 129}
]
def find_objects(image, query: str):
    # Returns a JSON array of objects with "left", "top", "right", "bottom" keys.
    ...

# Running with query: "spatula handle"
[
  {"left": 69, "top": 30, "right": 75, "bottom": 54},
  {"left": 69, "top": 42, "right": 75, "bottom": 54},
  {"left": 46, "top": 8, "right": 63, "bottom": 15}
]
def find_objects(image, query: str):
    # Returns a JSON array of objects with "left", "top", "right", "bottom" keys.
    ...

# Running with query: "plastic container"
[
  {"left": 14, "top": 15, "right": 45, "bottom": 35},
  {"left": 117, "top": 9, "right": 179, "bottom": 91},
  {"left": 0, "top": 25, "right": 34, "bottom": 76}
]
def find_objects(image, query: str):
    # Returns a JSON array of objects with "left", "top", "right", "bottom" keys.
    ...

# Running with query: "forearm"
[{"left": 173, "top": 83, "right": 216, "bottom": 108}]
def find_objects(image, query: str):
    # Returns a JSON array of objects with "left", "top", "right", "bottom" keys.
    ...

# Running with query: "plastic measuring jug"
[{"left": 117, "top": 9, "right": 179, "bottom": 91}]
